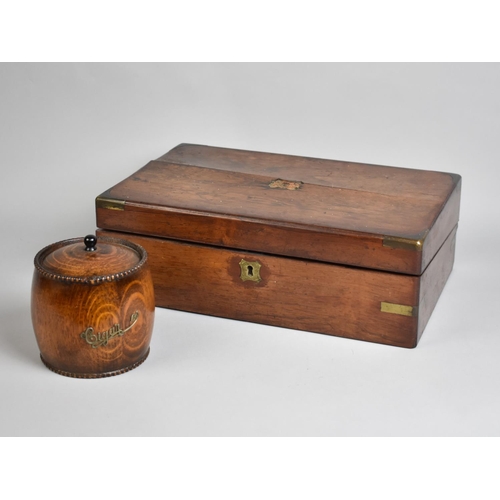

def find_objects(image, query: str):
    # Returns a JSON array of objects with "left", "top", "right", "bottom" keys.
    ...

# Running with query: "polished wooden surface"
[
  {"left": 95, "top": 145, "right": 460, "bottom": 347},
  {"left": 417, "top": 225, "right": 457, "bottom": 341},
  {"left": 97, "top": 144, "right": 461, "bottom": 274},
  {"left": 31, "top": 237, "right": 155, "bottom": 377},
  {"left": 98, "top": 227, "right": 457, "bottom": 348},
  {"left": 42, "top": 239, "right": 140, "bottom": 277}
]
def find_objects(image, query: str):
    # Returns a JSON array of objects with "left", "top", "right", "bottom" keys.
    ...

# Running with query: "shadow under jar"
[{"left": 31, "top": 235, "right": 155, "bottom": 378}]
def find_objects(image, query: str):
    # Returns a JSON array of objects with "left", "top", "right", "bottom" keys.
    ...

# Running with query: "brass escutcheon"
[{"left": 239, "top": 259, "right": 262, "bottom": 283}]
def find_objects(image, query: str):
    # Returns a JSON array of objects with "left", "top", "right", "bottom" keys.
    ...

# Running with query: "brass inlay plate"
[
  {"left": 80, "top": 311, "right": 139, "bottom": 348},
  {"left": 239, "top": 259, "right": 262, "bottom": 282},
  {"left": 380, "top": 302, "right": 417, "bottom": 317},
  {"left": 268, "top": 178, "right": 303, "bottom": 190},
  {"left": 96, "top": 196, "right": 126, "bottom": 211}
]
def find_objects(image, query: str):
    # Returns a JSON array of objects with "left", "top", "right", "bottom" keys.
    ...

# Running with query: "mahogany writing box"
[{"left": 96, "top": 144, "right": 461, "bottom": 348}]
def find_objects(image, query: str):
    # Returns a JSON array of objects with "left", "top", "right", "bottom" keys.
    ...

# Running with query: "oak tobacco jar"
[{"left": 31, "top": 235, "right": 155, "bottom": 378}]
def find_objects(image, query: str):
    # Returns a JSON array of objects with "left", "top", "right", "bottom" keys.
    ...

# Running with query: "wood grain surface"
[
  {"left": 97, "top": 228, "right": 457, "bottom": 348},
  {"left": 97, "top": 144, "right": 461, "bottom": 275},
  {"left": 417, "top": 225, "right": 457, "bottom": 340},
  {"left": 31, "top": 237, "right": 155, "bottom": 377}
]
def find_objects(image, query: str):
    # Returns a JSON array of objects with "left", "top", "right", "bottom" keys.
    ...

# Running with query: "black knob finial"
[{"left": 84, "top": 234, "right": 97, "bottom": 252}]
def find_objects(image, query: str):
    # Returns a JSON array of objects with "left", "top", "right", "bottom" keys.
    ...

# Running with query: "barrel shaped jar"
[{"left": 31, "top": 235, "right": 155, "bottom": 378}]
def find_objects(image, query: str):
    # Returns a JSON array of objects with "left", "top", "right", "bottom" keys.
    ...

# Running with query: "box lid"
[
  {"left": 96, "top": 144, "right": 461, "bottom": 275},
  {"left": 34, "top": 235, "right": 146, "bottom": 285}
]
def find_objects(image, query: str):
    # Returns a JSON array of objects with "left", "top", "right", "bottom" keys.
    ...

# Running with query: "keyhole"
[{"left": 239, "top": 259, "right": 261, "bottom": 282}]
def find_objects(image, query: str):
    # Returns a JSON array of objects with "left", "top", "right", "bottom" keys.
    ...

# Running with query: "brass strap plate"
[
  {"left": 382, "top": 230, "right": 428, "bottom": 252},
  {"left": 380, "top": 302, "right": 417, "bottom": 317},
  {"left": 96, "top": 196, "right": 126, "bottom": 211},
  {"left": 382, "top": 236, "right": 424, "bottom": 252}
]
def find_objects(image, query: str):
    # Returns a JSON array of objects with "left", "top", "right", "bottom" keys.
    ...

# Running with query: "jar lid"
[{"left": 34, "top": 235, "right": 147, "bottom": 285}]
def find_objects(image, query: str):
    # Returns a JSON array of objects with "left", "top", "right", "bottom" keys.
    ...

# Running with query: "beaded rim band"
[
  {"left": 34, "top": 236, "right": 148, "bottom": 285},
  {"left": 40, "top": 349, "right": 150, "bottom": 378}
]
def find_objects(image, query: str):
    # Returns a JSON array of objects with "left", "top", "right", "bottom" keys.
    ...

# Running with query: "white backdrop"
[{"left": 1, "top": 63, "right": 499, "bottom": 436}]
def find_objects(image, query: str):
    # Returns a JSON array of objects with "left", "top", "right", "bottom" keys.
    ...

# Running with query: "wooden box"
[{"left": 96, "top": 144, "right": 461, "bottom": 348}]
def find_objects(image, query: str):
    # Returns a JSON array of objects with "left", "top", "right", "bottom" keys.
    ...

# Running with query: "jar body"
[{"left": 31, "top": 264, "right": 155, "bottom": 378}]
